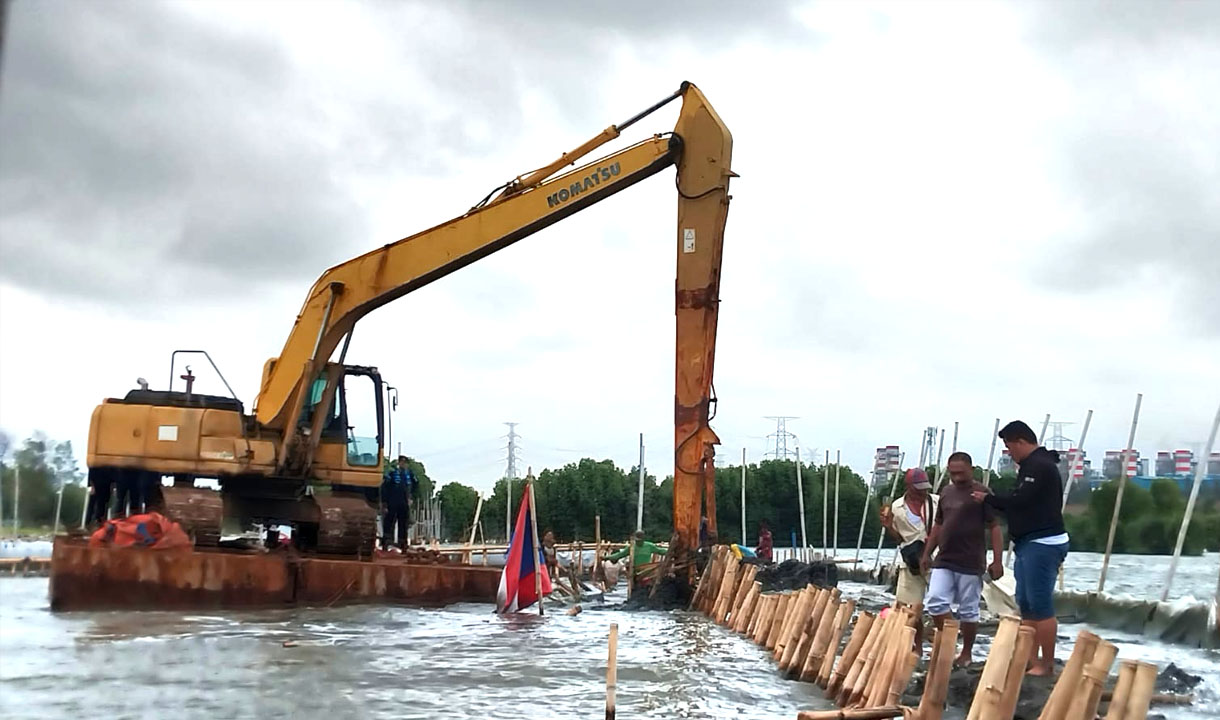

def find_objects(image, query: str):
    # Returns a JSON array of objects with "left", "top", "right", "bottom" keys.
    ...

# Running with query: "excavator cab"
[{"left": 298, "top": 365, "right": 385, "bottom": 470}]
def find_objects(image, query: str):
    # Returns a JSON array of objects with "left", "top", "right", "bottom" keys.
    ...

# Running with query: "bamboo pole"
[
  {"left": 967, "top": 614, "right": 1020, "bottom": 720},
  {"left": 801, "top": 590, "right": 842, "bottom": 680},
  {"left": 797, "top": 708, "right": 904, "bottom": 720},
  {"left": 776, "top": 587, "right": 816, "bottom": 661},
  {"left": 753, "top": 594, "right": 778, "bottom": 643},
  {"left": 594, "top": 514, "right": 602, "bottom": 586},
  {"left": 833, "top": 451, "right": 841, "bottom": 558},
  {"left": 1063, "top": 640, "right": 1118, "bottom": 720},
  {"left": 796, "top": 446, "right": 809, "bottom": 561},
  {"left": 605, "top": 622, "right": 618, "bottom": 720},
  {"left": 849, "top": 607, "right": 903, "bottom": 707},
  {"left": 1039, "top": 630, "right": 1101, "bottom": 720},
  {"left": 1104, "top": 661, "right": 1137, "bottom": 720},
  {"left": 1124, "top": 662, "right": 1158, "bottom": 720},
  {"left": 917, "top": 619, "right": 959, "bottom": 720},
  {"left": 1039, "top": 413, "right": 1052, "bottom": 444},
  {"left": 1100, "top": 392, "right": 1143, "bottom": 593},
  {"left": 823, "top": 450, "right": 830, "bottom": 554},
  {"left": 712, "top": 556, "right": 740, "bottom": 622},
  {"left": 527, "top": 474, "right": 544, "bottom": 615},
  {"left": 766, "top": 593, "right": 794, "bottom": 650},
  {"left": 789, "top": 588, "right": 833, "bottom": 675},
  {"left": 872, "top": 454, "right": 905, "bottom": 573},
  {"left": 1163, "top": 402, "right": 1220, "bottom": 601},
  {"left": 982, "top": 418, "right": 1000, "bottom": 487},
  {"left": 688, "top": 549, "right": 715, "bottom": 611},
  {"left": 741, "top": 447, "right": 747, "bottom": 546},
  {"left": 996, "top": 626, "right": 1037, "bottom": 719},
  {"left": 827, "top": 610, "right": 875, "bottom": 698},
  {"left": 1058, "top": 408, "right": 1094, "bottom": 589},
  {"left": 699, "top": 547, "right": 726, "bottom": 613},
  {"left": 728, "top": 565, "right": 757, "bottom": 626},
  {"left": 735, "top": 581, "right": 762, "bottom": 633},
  {"left": 929, "top": 428, "right": 946, "bottom": 494},
  {"left": 785, "top": 587, "right": 829, "bottom": 668},
  {"left": 866, "top": 623, "right": 914, "bottom": 708},
  {"left": 813, "top": 598, "right": 855, "bottom": 684},
  {"left": 840, "top": 607, "right": 893, "bottom": 706},
  {"left": 933, "top": 422, "right": 960, "bottom": 492},
  {"left": 885, "top": 649, "right": 918, "bottom": 706}
]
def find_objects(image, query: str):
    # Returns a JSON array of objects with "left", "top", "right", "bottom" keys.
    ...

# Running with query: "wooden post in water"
[
  {"left": 1039, "top": 630, "right": 1100, "bottom": 720},
  {"left": 917, "top": 619, "right": 959, "bottom": 720},
  {"left": 1063, "top": 639, "right": 1118, "bottom": 720},
  {"left": 605, "top": 622, "right": 618, "bottom": 720},
  {"left": 872, "top": 453, "right": 905, "bottom": 573},
  {"left": 967, "top": 614, "right": 1020, "bottom": 720},
  {"left": 1099, "top": 393, "right": 1143, "bottom": 594},
  {"left": 1162, "top": 402, "right": 1220, "bottom": 601},
  {"left": 982, "top": 418, "right": 1000, "bottom": 487},
  {"left": 1058, "top": 409, "right": 1094, "bottom": 589},
  {"left": 996, "top": 626, "right": 1037, "bottom": 719},
  {"left": 526, "top": 471, "right": 544, "bottom": 616},
  {"left": 795, "top": 446, "right": 808, "bottom": 562},
  {"left": 827, "top": 610, "right": 874, "bottom": 697},
  {"left": 814, "top": 598, "right": 855, "bottom": 685},
  {"left": 1124, "top": 662, "right": 1158, "bottom": 720},
  {"left": 823, "top": 450, "right": 830, "bottom": 555},
  {"left": 833, "top": 451, "right": 841, "bottom": 558},
  {"left": 741, "top": 447, "right": 747, "bottom": 546}
]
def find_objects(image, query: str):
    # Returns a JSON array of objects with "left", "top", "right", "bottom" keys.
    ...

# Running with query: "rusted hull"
[{"left": 49, "top": 538, "right": 499, "bottom": 611}]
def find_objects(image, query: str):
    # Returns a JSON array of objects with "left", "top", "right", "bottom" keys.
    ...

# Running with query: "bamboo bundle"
[
  {"left": 995, "top": 626, "right": 1037, "bottom": 719},
  {"left": 688, "top": 549, "right": 716, "bottom": 611},
  {"left": 783, "top": 588, "right": 829, "bottom": 671},
  {"left": 753, "top": 594, "right": 779, "bottom": 644},
  {"left": 728, "top": 565, "right": 758, "bottom": 625},
  {"left": 847, "top": 608, "right": 906, "bottom": 707},
  {"left": 766, "top": 593, "right": 794, "bottom": 650},
  {"left": 916, "top": 620, "right": 959, "bottom": 720},
  {"left": 1063, "top": 640, "right": 1118, "bottom": 720},
  {"left": 773, "top": 590, "right": 808, "bottom": 653},
  {"left": 1039, "top": 630, "right": 1101, "bottom": 720},
  {"left": 814, "top": 598, "right": 856, "bottom": 686},
  {"left": 966, "top": 614, "right": 1021, "bottom": 720},
  {"left": 885, "top": 649, "right": 919, "bottom": 706},
  {"left": 700, "top": 547, "right": 730, "bottom": 614},
  {"left": 749, "top": 593, "right": 774, "bottom": 640},
  {"left": 802, "top": 590, "right": 843, "bottom": 681},
  {"left": 1104, "top": 661, "right": 1137, "bottom": 720},
  {"left": 827, "top": 610, "right": 875, "bottom": 697},
  {"left": 776, "top": 587, "right": 817, "bottom": 661},
  {"left": 1123, "top": 662, "right": 1158, "bottom": 720},
  {"left": 838, "top": 607, "right": 892, "bottom": 706},
  {"left": 734, "top": 581, "right": 762, "bottom": 633},
  {"left": 865, "top": 625, "right": 915, "bottom": 708}
]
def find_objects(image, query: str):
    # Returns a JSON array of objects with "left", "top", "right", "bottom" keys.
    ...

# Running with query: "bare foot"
[
  {"left": 1027, "top": 662, "right": 1052, "bottom": 677},
  {"left": 953, "top": 653, "right": 971, "bottom": 668}
]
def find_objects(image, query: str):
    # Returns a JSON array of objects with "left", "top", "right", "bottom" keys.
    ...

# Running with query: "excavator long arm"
[{"left": 255, "top": 82, "right": 733, "bottom": 549}]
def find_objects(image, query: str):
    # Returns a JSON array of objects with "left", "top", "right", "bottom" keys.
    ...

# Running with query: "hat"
[{"left": 904, "top": 468, "right": 931, "bottom": 490}]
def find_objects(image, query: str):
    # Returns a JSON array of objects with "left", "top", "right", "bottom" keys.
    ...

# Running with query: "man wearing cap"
[
  {"left": 922, "top": 451, "right": 1004, "bottom": 667},
  {"left": 972, "top": 420, "right": 1069, "bottom": 676},
  {"left": 880, "top": 468, "right": 937, "bottom": 649}
]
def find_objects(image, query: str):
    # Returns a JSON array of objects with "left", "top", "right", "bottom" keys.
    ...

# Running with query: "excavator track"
[
  {"left": 155, "top": 486, "right": 224, "bottom": 548},
  {"left": 315, "top": 494, "right": 377, "bottom": 557}
]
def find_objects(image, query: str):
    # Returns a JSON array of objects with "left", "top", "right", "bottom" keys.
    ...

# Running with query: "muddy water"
[{"left": 3, "top": 553, "right": 1218, "bottom": 720}]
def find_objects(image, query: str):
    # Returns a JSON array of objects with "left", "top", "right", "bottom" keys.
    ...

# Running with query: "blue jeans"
[{"left": 1013, "top": 539, "right": 1069, "bottom": 620}]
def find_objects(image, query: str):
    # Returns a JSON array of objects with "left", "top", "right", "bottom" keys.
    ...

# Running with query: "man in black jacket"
[{"left": 972, "top": 420, "right": 1069, "bottom": 676}]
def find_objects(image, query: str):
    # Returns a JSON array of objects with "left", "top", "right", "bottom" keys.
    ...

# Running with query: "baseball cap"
[{"left": 904, "top": 468, "right": 931, "bottom": 490}]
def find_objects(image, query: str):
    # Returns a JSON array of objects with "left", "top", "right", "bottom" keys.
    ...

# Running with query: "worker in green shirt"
[{"left": 607, "top": 530, "right": 667, "bottom": 569}]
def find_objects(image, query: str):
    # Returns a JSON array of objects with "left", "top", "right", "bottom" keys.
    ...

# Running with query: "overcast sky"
[{"left": 1, "top": 0, "right": 1217, "bottom": 495}]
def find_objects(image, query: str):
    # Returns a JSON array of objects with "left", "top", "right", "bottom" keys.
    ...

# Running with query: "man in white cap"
[{"left": 880, "top": 467, "right": 937, "bottom": 649}]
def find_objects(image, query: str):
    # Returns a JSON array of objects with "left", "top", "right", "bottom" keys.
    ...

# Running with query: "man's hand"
[
  {"left": 879, "top": 511, "right": 894, "bottom": 530},
  {"left": 970, "top": 490, "right": 987, "bottom": 503},
  {"left": 988, "top": 559, "right": 1004, "bottom": 581},
  {"left": 919, "top": 555, "right": 930, "bottom": 576}
]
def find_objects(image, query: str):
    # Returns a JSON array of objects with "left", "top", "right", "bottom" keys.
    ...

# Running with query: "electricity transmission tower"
[
  {"left": 764, "top": 416, "right": 800, "bottom": 460},
  {"left": 503, "top": 422, "right": 521, "bottom": 540},
  {"left": 1046, "top": 422, "right": 1075, "bottom": 451}
]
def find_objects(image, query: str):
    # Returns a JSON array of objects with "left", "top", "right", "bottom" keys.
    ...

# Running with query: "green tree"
[{"left": 436, "top": 482, "right": 479, "bottom": 540}]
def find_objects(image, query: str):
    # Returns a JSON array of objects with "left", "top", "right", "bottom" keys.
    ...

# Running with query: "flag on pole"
[{"left": 496, "top": 482, "right": 552, "bottom": 613}]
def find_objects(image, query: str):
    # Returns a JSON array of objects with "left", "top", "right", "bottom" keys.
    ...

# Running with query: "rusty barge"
[{"left": 48, "top": 536, "right": 499, "bottom": 611}]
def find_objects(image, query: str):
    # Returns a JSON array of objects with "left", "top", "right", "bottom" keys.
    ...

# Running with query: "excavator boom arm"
[{"left": 257, "top": 82, "right": 732, "bottom": 549}]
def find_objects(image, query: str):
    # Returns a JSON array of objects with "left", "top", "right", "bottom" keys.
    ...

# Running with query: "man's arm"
[
  {"left": 606, "top": 546, "right": 628, "bottom": 562},
  {"left": 920, "top": 521, "right": 941, "bottom": 575},
  {"left": 880, "top": 502, "right": 903, "bottom": 542},
  {"left": 981, "top": 465, "right": 1047, "bottom": 512},
  {"left": 987, "top": 522, "right": 1004, "bottom": 580},
  {"left": 646, "top": 541, "right": 667, "bottom": 556}
]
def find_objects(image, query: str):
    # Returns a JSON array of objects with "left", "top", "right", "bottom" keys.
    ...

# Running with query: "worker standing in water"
[
  {"left": 607, "top": 530, "right": 667, "bottom": 582},
  {"left": 381, "top": 455, "right": 414, "bottom": 549},
  {"left": 973, "top": 420, "right": 1068, "bottom": 676},
  {"left": 881, "top": 468, "right": 937, "bottom": 650}
]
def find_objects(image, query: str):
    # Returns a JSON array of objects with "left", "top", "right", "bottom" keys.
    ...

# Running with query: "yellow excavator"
[{"left": 85, "top": 81, "right": 734, "bottom": 556}]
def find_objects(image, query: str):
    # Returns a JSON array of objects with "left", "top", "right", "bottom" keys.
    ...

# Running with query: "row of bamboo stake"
[{"left": 688, "top": 546, "right": 1160, "bottom": 720}]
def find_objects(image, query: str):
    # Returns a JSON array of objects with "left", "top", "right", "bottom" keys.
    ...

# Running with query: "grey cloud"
[{"left": 1021, "top": 0, "right": 1220, "bottom": 334}]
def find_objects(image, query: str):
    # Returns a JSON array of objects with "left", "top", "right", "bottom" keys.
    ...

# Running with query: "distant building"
[
  {"left": 1103, "top": 450, "right": 1141, "bottom": 480},
  {"left": 1057, "top": 448, "right": 1086, "bottom": 485},
  {"left": 997, "top": 449, "right": 1015, "bottom": 474},
  {"left": 1155, "top": 451, "right": 1175, "bottom": 477},
  {"left": 872, "top": 445, "right": 900, "bottom": 488},
  {"left": 1209, "top": 452, "right": 1220, "bottom": 476}
]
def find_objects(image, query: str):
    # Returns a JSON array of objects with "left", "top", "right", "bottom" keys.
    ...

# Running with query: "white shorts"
[{"left": 925, "top": 567, "right": 982, "bottom": 622}]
